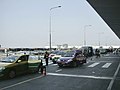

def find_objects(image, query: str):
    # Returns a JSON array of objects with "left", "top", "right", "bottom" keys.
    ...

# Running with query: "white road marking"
[
  {"left": 104, "top": 54, "right": 109, "bottom": 56},
  {"left": 55, "top": 69, "right": 62, "bottom": 72},
  {"left": 103, "top": 57, "right": 120, "bottom": 59},
  {"left": 43, "top": 62, "right": 53, "bottom": 66},
  {"left": 89, "top": 61, "right": 114, "bottom": 63},
  {"left": 88, "top": 63, "right": 100, "bottom": 67},
  {"left": 107, "top": 63, "right": 120, "bottom": 90},
  {"left": 0, "top": 75, "right": 44, "bottom": 90},
  {"left": 47, "top": 73, "right": 112, "bottom": 80},
  {"left": 51, "top": 64, "right": 58, "bottom": 66},
  {"left": 102, "top": 63, "right": 112, "bottom": 68},
  {"left": 48, "top": 62, "right": 53, "bottom": 65}
]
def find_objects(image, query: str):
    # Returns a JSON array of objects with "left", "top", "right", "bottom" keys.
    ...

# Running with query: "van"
[{"left": 80, "top": 46, "right": 93, "bottom": 57}]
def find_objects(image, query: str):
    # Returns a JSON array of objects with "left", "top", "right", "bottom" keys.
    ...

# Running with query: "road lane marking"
[
  {"left": 51, "top": 64, "right": 58, "bottom": 66},
  {"left": 102, "top": 63, "right": 112, "bottom": 68},
  {"left": 47, "top": 73, "right": 112, "bottom": 80},
  {"left": 88, "top": 63, "right": 100, "bottom": 67},
  {"left": 43, "top": 62, "right": 53, "bottom": 66},
  {"left": 107, "top": 63, "right": 120, "bottom": 90},
  {"left": 0, "top": 75, "right": 44, "bottom": 90},
  {"left": 103, "top": 57, "right": 120, "bottom": 59},
  {"left": 89, "top": 61, "right": 114, "bottom": 63},
  {"left": 55, "top": 69, "right": 62, "bottom": 72},
  {"left": 48, "top": 62, "right": 53, "bottom": 65},
  {"left": 104, "top": 54, "right": 110, "bottom": 56}
]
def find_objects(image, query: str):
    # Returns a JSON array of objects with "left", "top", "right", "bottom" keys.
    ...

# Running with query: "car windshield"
[
  {"left": 29, "top": 56, "right": 38, "bottom": 60},
  {"left": 51, "top": 51, "right": 60, "bottom": 54},
  {"left": 63, "top": 51, "right": 75, "bottom": 57},
  {"left": 56, "top": 51, "right": 66, "bottom": 56},
  {"left": 0, "top": 56, "right": 18, "bottom": 63}
]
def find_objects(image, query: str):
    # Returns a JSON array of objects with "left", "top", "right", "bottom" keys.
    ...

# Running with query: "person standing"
[
  {"left": 95, "top": 49, "right": 100, "bottom": 58},
  {"left": 44, "top": 51, "right": 49, "bottom": 66}
]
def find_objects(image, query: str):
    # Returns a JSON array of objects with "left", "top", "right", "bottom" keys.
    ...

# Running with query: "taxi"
[{"left": 0, "top": 54, "right": 42, "bottom": 78}]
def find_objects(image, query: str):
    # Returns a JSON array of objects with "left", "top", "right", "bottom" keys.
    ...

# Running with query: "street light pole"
[
  {"left": 49, "top": 6, "right": 61, "bottom": 53},
  {"left": 84, "top": 25, "right": 92, "bottom": 46}
]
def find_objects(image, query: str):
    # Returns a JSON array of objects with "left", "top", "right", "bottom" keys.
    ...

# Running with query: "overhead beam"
[{"left": 87, "top": 0, "right": 120, "bottom": 39}]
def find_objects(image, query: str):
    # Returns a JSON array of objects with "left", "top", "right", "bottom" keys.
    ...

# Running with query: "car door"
[
  {"left": 15, "top": 55, "right": 29, "bottom": 74},
  {"left": 74, "top": 52, "right": 80, "bottom": 60}
]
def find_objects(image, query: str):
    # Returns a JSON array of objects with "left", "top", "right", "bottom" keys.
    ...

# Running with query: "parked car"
[
  {"left": 49, "top": 54, "right": 56, "bottom": 60},
  {"left": 49, "top": 50, "right": 61, "bottom": 60},
  {"left": 0, "top": 54, "right": 42, "bottom": 79},
  {"left": 52, "top": 51, "right": 66, "bottom": 64},
  {"left": 57, "top": 50, "right": 86, "bottom": 67}
]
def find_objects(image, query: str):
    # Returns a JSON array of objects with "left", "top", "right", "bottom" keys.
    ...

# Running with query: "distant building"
[
  {"left": 62, "top": 44, "right": 68, "bottom": 49},
  {"left": 57, "top": 45, "right": 62, "bottom": 50}
]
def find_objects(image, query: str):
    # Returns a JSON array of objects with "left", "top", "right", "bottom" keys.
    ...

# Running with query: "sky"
[{"left": 0, "top": 0, "right": 120, "bottom": 48}]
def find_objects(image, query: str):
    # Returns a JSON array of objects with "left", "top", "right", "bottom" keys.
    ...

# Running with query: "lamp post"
[
  {"left": 49, "top": 6, "right": 61, "bottom": 53},
  {"left": 84, "top": 25, "right": 92, "bottom": 46}
]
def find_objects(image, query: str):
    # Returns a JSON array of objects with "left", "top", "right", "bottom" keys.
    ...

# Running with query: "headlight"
[
  {"left": 0, "top": 67, "right": 5, "bottom": 72},
  {"left": 57, "top": 59, "right": 61, "bottom": 62},
  {"left": 67, "top": 59, "right": 72, "bottom": 62}
]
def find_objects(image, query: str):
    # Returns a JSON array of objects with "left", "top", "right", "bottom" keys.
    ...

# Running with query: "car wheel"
[
  {"left": 72, "top": 61, "right": 77, "bottom": 67},
  {"left": 52, "top": 60, "right": 56, "bottom": 64},
  {"left": 36, "top": 65, "right": 41, "bottom": 73},
  {"left": 38, "top": 66, "right": 42, "bottom": 73},
  {"left": 8, "top": 70, "right": 16, "bottom": 78},
  {"left": 58, "top": 64, "right": 63, "bottom": 68}
]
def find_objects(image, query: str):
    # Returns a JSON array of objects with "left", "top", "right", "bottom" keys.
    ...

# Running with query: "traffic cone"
[{"left": 42, "top": 66, "right": 46, "bottom": 76}]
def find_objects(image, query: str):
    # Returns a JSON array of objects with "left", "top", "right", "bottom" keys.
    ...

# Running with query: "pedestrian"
[
  {"left": 95, "top": 49, "right": 100, "bottom": 58},
  {"left": 44, "top": 51, "right": 49, "bottom": 66}
]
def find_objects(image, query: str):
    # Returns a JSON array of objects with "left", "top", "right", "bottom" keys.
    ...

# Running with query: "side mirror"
[{"left": 18, "top": 60, "right": 22, "bottom": 63}]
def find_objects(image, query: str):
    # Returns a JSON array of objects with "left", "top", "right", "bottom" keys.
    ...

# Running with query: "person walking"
[
  {"left": 44, "top": 51, "right": 49, "bottom": 66},
  {"left": 95, "top": 49, "right": 100, "bottom": 58}
]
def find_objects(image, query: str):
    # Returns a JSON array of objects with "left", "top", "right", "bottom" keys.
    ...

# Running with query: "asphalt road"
[{"left": 0, "top": 53, "right": 120, "bottom": 90}]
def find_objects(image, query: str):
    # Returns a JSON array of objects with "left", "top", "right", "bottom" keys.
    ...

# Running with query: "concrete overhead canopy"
[{"left": 87, "top": 0, "right": 120, "bottom": 39}]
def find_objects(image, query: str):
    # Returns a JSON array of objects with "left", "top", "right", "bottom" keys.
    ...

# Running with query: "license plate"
[{"left": 61, "top": 62, "right": 65, "bottom": 64}]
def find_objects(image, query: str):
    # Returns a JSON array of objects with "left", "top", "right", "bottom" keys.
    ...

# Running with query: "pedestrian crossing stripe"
[
  {"left": 88, "top": 63, "right": 100, "bottom": 67},
  {"left": 103, "top": 57, "right": 120, "bottom": 59},
  {"left": 102, "top": 63, "right": 112, "bottom": 68},
  {"left": 88, "top": 62, "right": 112, "bottom": 68},
  {"left": 49, "top": 62, "right": 113, "bottom": 69}
]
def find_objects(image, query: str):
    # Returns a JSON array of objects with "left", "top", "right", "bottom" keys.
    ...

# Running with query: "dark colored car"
[
  {"left": 57, "top": 50, "right": 86, "bottom": 67},
  {"left": 99, "top": 48, "right": 107, "bottom": 54},
  {"left": 0, "top": 55, "right": 42, "bottom": 79},
  {"left": 80, "top": 46, "right": 94, "bottom": 57}
]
